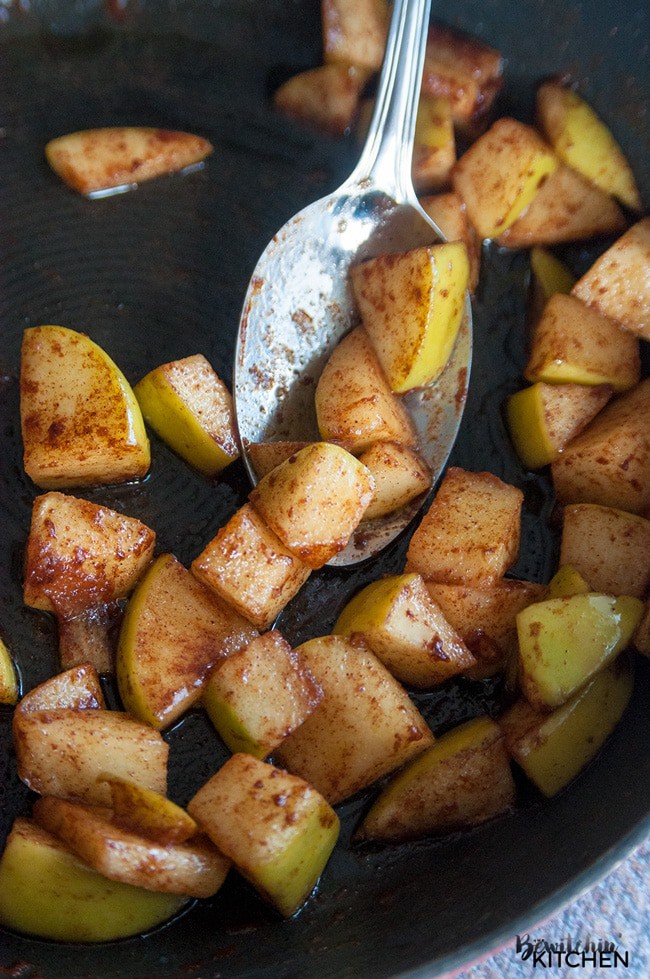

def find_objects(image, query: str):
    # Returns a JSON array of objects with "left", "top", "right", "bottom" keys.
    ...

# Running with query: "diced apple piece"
[
  {"left": 633, "top": 602, "right": 650, "bottom": 657},
  {"left": 17, "top": 663, "right": 105, "bottom": 713},
  {"left": 425, "top": 578, "right": 548, "bottom": 677},
  {"left": 571, "top": 219, "right": 650, "bottom": 340},
  {"left": 32, "top": 798, "right": 227, "bottom": 898},
  {"left": 560, "top": 504, "right": 650, "bottom": 599},
  {"left": 497, "top": 164, "right": 625, "bottom": 249},
  {"left": 21, "top": 325, "right": 150, "bottom": 488},
  {"left": 420, "top": 191, "right": 481, "bottom": 292},
  {"left": 117, "top": 553, "right": 257, "bottom": 730},
  {"left": 351, "top": 242, "right": 469, "bottom": 393},
  {"left": 357, "top": 442, "right": 431, "bottom": 520},
  {"left": 315, "top": 326, "right": 418, "bottom": 454},
  {"left": 551, "top": 379, "right": 650, "bottom": 514},
  {"left": 548, "top": 566, "right": 591, "bottom": 598},
  {"left": 500, "top": 657, "right": 634, "bottom": 796},
  {"left": 452, "top": 119, "right": 558, "bottom": 239},
  {"left": 334, "top": 573, "right": 475, "bottom": 687},
  {"left": 411, "top": 96, "right": 456, "bottom": 192},
  {"left": 188, "top": 753, "right": 339, "bottom": 917},
  {"left": 23, "top": 491, "right": 155, "bottom": 618},
  {"left": 0, "top": 637, "right": 19, "bottom": 705},
  {"left": 192, "top": 504, "right": 311, "bottom": 630},
  {"left": 506, "top": 382, "right": 612, "bottom": 469},
  {"left": 249, "top": 442, "right": 375, "bottom": 568},
  {"left": 0, "top": 818, "right": 186, "bottom": 942},
  {"left": 274, "top": 64, "right": 370, "bottom": 137},
  {"left": 322, "top": 0, "right": 389, "bottom": 71},
  {"left": 422, "top": 24, "right": 503, "bottom": 135},
  {"left": 134, "top": 355, "right": 239, "bottom": 476},
  {"left": 406, "top": 467, "right": 523, "bottom": 586},
  {"left": 46, "top": 127, "right": 212, "bottom": 196},
  {"left": 525, "top": 293, "right": 640, "bottom": 392},
  {"left": 536, "top": 82, "right": 642, "bottom": 212},
  {"left": 274, "top": 635, "right": 434, "bottom": 803},
  {"left": 13, "top": 707, "right": 168, "bottom": 805},
  {"left": 100, "top": 776, "right": 199, "bottom": 845},
  {"left": 247, "top": 441, "right": 310, "bottom": 479},
  {"left": 528, "top": 247, "right": 575, "bottom": 326},
  {"left": 517, "top": 594, "right": 643, "bottom": 710},
  {"left": 203, "top": 630, "right": 323, "bottom": 758},
  {"left": 57, "top": 602, "right": 121, "bottom": 672},
  {"left": 357, "top": 716, "right": 515, "bottom": 841}
]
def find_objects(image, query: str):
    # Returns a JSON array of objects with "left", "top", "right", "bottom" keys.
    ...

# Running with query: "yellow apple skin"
[
  {"left": 517, "top": 594, "right": 643, "bottom": 709},
  {"left": 500, "top": 658, "right": 634, "bottom": 796},
  {"left": 0, "top": 818, "right": 186, "bottom": 941},
  {"left": 530, "top": 247, "right": 575, "bottom": 302},
  {"left": 351, "top": 242, "right": 470, "bottom": 393},
  {"left": 21, "top": 325, "right": 150, "bottom": 489},
  {"left": 100, "top": 776, "right": 199, "bottom": 845},
  {"left": 135, "top": 355, "right": 239, "bottom": 477},
  {"left": 0, "top": 638, "right": 19, "bottom": 705},
  {"left": 536, "top": 82, "right": 642, "bottom": 212},
  {"left": 548, "top": 565, "right": 591, "bottom": 598}
]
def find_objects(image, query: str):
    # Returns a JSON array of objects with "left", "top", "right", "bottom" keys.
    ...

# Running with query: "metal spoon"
[{"left": 233, "top": 0, "right": 472, "bottom": 566}]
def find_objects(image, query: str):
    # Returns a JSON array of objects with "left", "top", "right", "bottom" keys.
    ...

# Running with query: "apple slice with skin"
[
  {"left": 0, "top": 818, "right": 186, "bottom": 942},
  {"left": 21, "top": 325, "right": 150, "bottom": 489},
  {"left": 135, "top": 354, "right": 239, "bottom": 477},
  {"left": 351, "top": 242, "right": 469, "bottom": 393},
  {"left": 0, "top": 637, "right": 19, "bottom": 705},
  {"left": 419, "top": 192, "right": 481, "bottom": 292},
  {"left": 45, "top": 127, "right": 213, "bottom": 196},
  {"left": 117, "top": 553, "right": 257, "bottom": 730},
  {"left": 17, "top": 663, "right": 105, "bottom": 713},
  {"left": 99, "top": 776, "right": 199, "bottom": 845}
]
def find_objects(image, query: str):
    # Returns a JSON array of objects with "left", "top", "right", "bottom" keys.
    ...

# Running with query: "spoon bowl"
[{"left": 234, "top": 0, "right": 472, "bottom": 565}]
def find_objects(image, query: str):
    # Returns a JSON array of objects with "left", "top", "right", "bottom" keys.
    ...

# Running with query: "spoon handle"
[{"left": 347, "top": 0, "right": 433, "bottom": 199}]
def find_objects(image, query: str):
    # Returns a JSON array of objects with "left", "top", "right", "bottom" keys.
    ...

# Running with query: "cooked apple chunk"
[
  {"left": 517, "top": 594, "right": 643, "bottom": 710},
  {"left": 406, "top": 467, "right": 523, "bottom": 586},
  {"left": 357, "top": 716, "right": 515, "bottom": 842},
  {"left": 21, "top": 325, "right": 150, "bottom": 489},
  {"left": 249, "top": 442, "right": 375, "bottom": 568},
  {"left": 192, "top": 504, "right": 311, "bottom": 630},
  {"left": 507, "top": 382, "right": 612, "bottom": 470},
  {"left": 560, "top": 504, "right": 650, "bottom": 599},
  {"left": 351, "top": 242, "right": 469, "bottom": 393},
  {"left": 274, "top": 635, "right": 434, "bottom": 803},
  {"left": 571, "top": 219, "right": 650, "bottom": 340},
  {"left": 32, "top": 798, "right": 228, "bottom": 898},
  {"left": 17, "top": 663, "right": 105, "bottom": 713},
  {"left": 100, "top": 777, "right": 199, "bottom": 845},
  {"left": 357, "top": 442, "right": 431, "bottom": 520},
  {"left": 274, "top": 63, "right": 370, "bottom": 137},
  {"left": 322, "top": 0, "right": 389, "bottom": 71},
  {"left": 548, "top": 565, "right": 591, "bottom": 598},
  {"left": 45, "top": 126, "right": 213, "bottom": 196},
  {"left": 419, "top": 191, "right": 481, "bottom": 293},
  {"left": 411, "top": 96, "right": 456, "bottom": 192},
  {"left": 536, "top": 82, "right": 642, "bottom": 212},
  {"left": 497, "top": 164, "right": 626, "bottom": 249},
  {"left": 334, "top": 573, "right": 475, "bottom": 687},
  {"left": 13, "top": 707, "right": 168, "bottom": 805},
  {"left": 0, "top": 818, "right": 186, "bottom": 942},
  {"left": 315, "top": 326, "right": 418, "bottom": 454},
  {"left": 500, "top": 658, "right": 634, "bottom": 797},
  {"left": 135, "top": 354, "right": 239, "bottom": 476},
  {"left": 524, "top": 293, "right": 640, "bottom": 392},
  {"left": 0, "top": 637, "right": 19, "bottom": 705},
  {"left": 452, "top": 119, "right": 558, "bottom": 239},
  {"left": 188, "top": 753, "right": 339, "bottom": 918},
  {"left": 551, "top": 379, "right": 650, "bottom": 514},
  {"left": 527, "top": 247, "right": 575, "bottom": 326},
  {"left": 203, "top": 630, "right": 323, "bottom": 758},
  {"left": 247, "top": 441, "right": 310, "bottom": 479},
  {"left": 422, "top": 24, "right": 503, "bottom": 135},
  {"left": 117, "top": 553, "right": 257, "bottom": 730},
  {"left": 24, "top": 492, "right": 155, "bottom": 619}
]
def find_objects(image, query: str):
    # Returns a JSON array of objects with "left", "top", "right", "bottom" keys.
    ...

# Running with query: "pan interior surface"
[{"left": 0, "top": 2, "right": 648, "bottom": 977}]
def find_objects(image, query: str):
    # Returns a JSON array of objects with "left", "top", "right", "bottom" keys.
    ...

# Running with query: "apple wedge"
[
  {"left": 117, "top": 553, "right": 257, "bottom": 730},
  {"left": 100, "top": 776, "right": 199, "bottom": 845},
  {"left": 274, "top": 64, "right": 370, "bottom": 137},
  {"left": 45, "top": 126, "right": 213, "bottom": 196},
  {"left": 560, "top": 504, "right": 650, "bottom": 599},
  {"left": 411, "top": 96, "right": 456, "bottom": 192},
  {"left": 135, "top": 354, "right": 239, "bottom": 476},
  {"left": 419, "top": 192, "right": 481, "bottom": 293},
  {"left": 0, "top": 637, "right": 19, "bottom": 705},
  {"left": 351, "top": 242, "right": 469, "bottom": 393},
  {"left": 357, "top": 442, "right": 431, "bottom": 520},
  {"left": 247, "top": 441, "right": 310, "bottom": 479},
  {"left": 17, "top": 663, "right": 105, "bottom": 713},
  {"left": 0, "top": 818, "right": 186, "bottom": 942},
  {"left": 21, "top": 325, "right": 150, "bottom": 489}
]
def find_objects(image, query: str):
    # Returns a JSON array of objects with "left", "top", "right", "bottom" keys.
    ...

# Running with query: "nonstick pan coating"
[{"left": 0, "top": 2, "right": 648, "bottom": 976}]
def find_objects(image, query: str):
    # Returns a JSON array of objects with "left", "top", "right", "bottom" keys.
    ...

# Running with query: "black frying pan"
[{"left": 0, "top": 1, "right": 648, "bottom": 976}]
